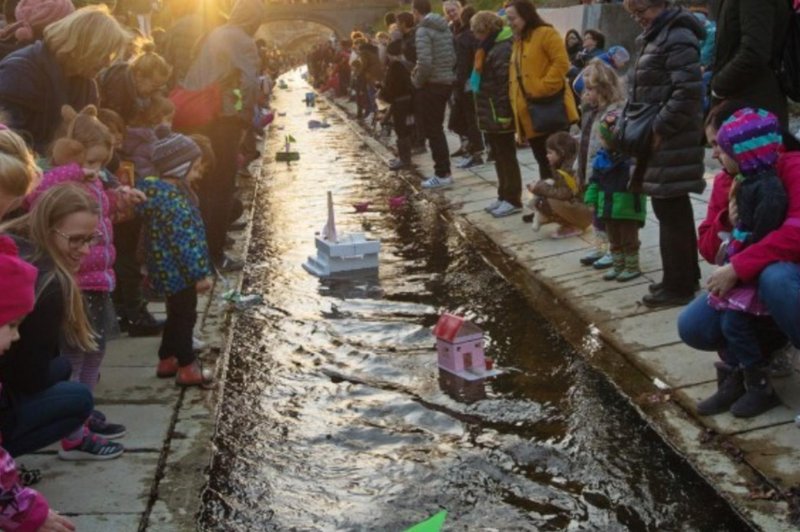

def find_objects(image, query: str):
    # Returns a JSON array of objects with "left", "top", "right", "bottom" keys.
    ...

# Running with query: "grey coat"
[
  {"left": 630, "top": 8, "right": 706, "bottom": 198},
  {"left": 412, "top": 14, "right": 456, "bottom": 88}
]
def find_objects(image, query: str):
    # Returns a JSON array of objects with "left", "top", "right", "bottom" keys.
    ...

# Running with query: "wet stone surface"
[{"left": 199, "top": 72, "right": 747, "bottom": 531}]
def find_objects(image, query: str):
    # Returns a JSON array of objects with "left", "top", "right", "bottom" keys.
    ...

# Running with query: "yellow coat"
[{"left": 509, "top": 25, "right": 579, "bottom": 139}]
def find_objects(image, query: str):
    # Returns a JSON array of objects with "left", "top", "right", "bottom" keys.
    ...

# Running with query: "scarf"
[{"left": 469, "top": 29, "right": 501, "bottom": 93}]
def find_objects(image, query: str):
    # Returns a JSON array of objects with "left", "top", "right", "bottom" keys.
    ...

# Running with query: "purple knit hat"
[{"left": 716, "top": 107, "right": 782, "bottom": 177}]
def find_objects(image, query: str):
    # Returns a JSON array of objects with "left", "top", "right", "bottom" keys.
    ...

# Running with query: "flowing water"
[{"left": 199, "top": 71, "right": 748, "bottom": 531}]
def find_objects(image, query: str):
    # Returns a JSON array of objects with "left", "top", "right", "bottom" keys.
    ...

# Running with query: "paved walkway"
[{"left": 326, "top": 95, "right": 800, "bottom": 530}]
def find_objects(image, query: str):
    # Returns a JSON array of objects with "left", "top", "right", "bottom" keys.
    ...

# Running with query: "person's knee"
[
  {"left": 758, "top": 263, "right": 793, "bottom": 301},
  {"left": 677, "top": 295, "right": 717, "bottom": 348},
  {"left": 52, "top": 382, "right": 94, "bottom": 419}
]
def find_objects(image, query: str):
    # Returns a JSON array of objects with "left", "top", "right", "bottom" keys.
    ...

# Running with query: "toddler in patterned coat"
[{"left": 136, "top": 129, "right": 214, "bottom": 387}]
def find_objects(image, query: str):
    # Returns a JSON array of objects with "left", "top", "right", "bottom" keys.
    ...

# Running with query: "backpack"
[{"left": 775, "top": 0, "right": 800, "bottom": 102}]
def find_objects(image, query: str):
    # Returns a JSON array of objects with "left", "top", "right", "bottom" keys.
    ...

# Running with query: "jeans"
[
  {"left": 485, "top": 132, "right": 522, "bottom": 207},
  {"left": 651, "top": 195, "right": 700, "bottom": 295},
  {"left": 159, "top": 286, "right": 198, "bottom": 367},
  {"left": 758, "top": 262, "right": 800, "bottom": 348},
  {"left": 678, "top": 293, "right": 788, "bottom": 367},
  {"left": 415, "top": 84, "right": 452, "bottom": 177},
  {"left": 0, "top": 357, "right": 93, "bottom": 457}
]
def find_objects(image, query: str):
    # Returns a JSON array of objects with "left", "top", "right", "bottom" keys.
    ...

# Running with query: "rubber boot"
[
  {"left": 729, "top": 365, "right": 781, "bottom": 418},
  {"left": 696, "top": 362, "right": 745, "bottom": 416},
  {"left": 602, "top": 252, "right": 624, "bottom": 281},
  {"left": 617, "top": 252, "right": 642, "bottom": 282}
]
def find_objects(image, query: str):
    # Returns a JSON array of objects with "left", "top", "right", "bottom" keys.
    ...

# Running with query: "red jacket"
[
  {"left": 730, "top": 151, "right": 800, "bottom": 282},
  {"left": 697, "top": 169, "right": 734, "bottom": 264}
]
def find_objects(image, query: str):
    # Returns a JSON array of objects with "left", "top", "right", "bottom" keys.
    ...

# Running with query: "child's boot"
[
  {"left": 729, "top": 364, "right": 781, "bottom": 418},
  {"left": 582, "top": 230, "right": 608, "bottom": 265},
  {"left": 176, "top": 360, "right": 214, "bottom": 388},
  {"left": 602, "top": 252, "right": 625, "bottom": 281},
  {"left": 156, "top": 356, "right": 179, "bottom": 378},
  {"left": 617, "top": 252, "right": 642, "bottom": 282},
  {"left": 696, "top": 362, "right": 745, "bottom": 416}
]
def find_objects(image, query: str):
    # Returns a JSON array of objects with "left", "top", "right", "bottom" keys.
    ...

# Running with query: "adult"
[
  {"left": 0, "top": 0, "right": 74, "bottom": 62},
  {"left": 678, "top": 103, "right": 800, "bottom": 418},
  {"left": 411, "top": 0, "right": 456, "bottom": 189},
  {"left": 507, "top": 0, "right": 578, "bottom": 182},
  {"left": 443, "top": 0, "right": 460, "bottom": 31},
  {"left": 564, "top": 28, "right": 582, "bottom": 64},
  {"left": 98, "top": 42, "right": 171, "bottom": 123},
  {"left": 181, "top": 0, "right": 265, "bottom": 271},
  {"left": 572, "top": 29, "right": 605, "bottom": 70},
  {"left": 449, "top": 6, "right": 484, "bottom": 167},
  {"left": 470, "top": 10, "right": 521, "bottom": 217},
  {"left": 0, "top": 5, "right": 130, "bottom": 155},
  {"left": 623, "top": 0, "right": 706, "bottom": 308},
  {"left": 161, "top": 0, "right": 203, "bottom": 89},
  {"left": 711, "top": 0, "right": 791, "bottom": 127},
  {"left": 0, "top": 184, "right": 103, "bottom": 458}
]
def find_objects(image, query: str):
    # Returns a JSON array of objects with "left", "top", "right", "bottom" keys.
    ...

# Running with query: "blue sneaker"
[{"left": 87, "top": 410, "right": 126, "bottom": 439}]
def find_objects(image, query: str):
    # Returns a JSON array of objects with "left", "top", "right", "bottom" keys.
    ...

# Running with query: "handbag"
[
  {"left": 514, "top": 52, "right": 570, "bottom": 134},
  {"left": 615, "top": 40, "right": 661, "bottom": 157},
  {"left": 169, "top": 83, "right": 222, "bottom": 130}
]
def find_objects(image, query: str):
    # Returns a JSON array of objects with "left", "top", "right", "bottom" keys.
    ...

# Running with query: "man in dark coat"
[
  {"left": 625, "top": 0, "right": 706, "bottom": 308},
  {"left": 711, "top": 0, "right": 791, "bottom": 127}
]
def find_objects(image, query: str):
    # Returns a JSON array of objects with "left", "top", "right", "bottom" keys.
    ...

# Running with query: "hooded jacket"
[
  {"left": 412, "top": 13, "right": 456, "bottom": 88},
  {"left": 629, "top": 8, "right": 706, "bottom": 198},
  {"left": 182, "top": 0, "right": 264, "bottom": 125}
]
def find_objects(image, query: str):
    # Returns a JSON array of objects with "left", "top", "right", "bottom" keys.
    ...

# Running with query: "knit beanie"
[
  {"left": 717, "top": 107, "right": 782, "bottom": 177},
  {"left": 0, "top": 235, "right": 37, "bottom": 326},
  {"left": 14, "top": 0, "right": 74, "bottom": 42},
  {"left": 152, "top": 127, "right": 201, "bottom": 180}
]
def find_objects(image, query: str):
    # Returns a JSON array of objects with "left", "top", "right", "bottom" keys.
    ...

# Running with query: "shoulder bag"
[
  {"left": 615, "top": 41, "right": 661, "bottom": 157},
  {"left": 514, "top": 48, "right": 570, "bottom": 134}
]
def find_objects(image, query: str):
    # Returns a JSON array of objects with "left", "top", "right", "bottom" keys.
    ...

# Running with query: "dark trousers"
[
  {"left": 605, "top": 219, "right": 640, "bottom": 254},
  {"left": 449, "top": 90, "right": 483, "bottom": 154},
  {"left": 415, "top": 84, "right": 452, "bottom": 177},
  {"left": 529, "top": 135, "right": 554, "bottom": 180},
  {"left": 198, "top": 116, "right": 242, "bottom": 262},
  {"left": 392, "top": 98, "right": 413, "bottom": 164},
  {"left": 111, "top": 218, "right": 145, "bottom": 320},
  {"left": 651, "top": 195, "right": 701, "bottom": 294},
  {"left": 0, "top": 357, "right": 93, "bottom": 457},
  {"left": 486, "top": 132, "right": 522, "bottom": 207},
  {"left": 159, "top": 286, "right": 198, "bottom": 367}
]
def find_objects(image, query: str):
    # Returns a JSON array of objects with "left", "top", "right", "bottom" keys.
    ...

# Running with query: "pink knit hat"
[
  {"left": 0, "top": 236, "right": 37, "bottom": 326},
  {"left": 14, "top": 0, "right": 75, "bottom": 42}
]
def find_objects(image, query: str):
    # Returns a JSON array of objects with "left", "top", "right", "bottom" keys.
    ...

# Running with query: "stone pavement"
[
  {"left": 14, "top": 175, "right": 257, "bottom": 531},
  {"left": 327, "top": 95, "right": 800, "bottom": 530}
]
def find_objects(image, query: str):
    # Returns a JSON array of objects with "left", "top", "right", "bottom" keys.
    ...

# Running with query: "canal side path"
[{"left": 324, "top": 93, "right": 800, "bottom": 530}]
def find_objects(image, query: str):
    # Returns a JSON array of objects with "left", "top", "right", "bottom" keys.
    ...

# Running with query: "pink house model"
[{"left": 433, "top": 314, "right": 498, "bottom": 381}]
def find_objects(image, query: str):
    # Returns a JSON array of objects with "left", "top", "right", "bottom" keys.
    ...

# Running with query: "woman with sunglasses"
[{"left": 0, "top": 184, "right": 104, "bottom": 459}]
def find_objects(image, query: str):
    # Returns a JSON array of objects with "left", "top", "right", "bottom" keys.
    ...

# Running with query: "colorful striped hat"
[{"left": 716, "top": 108, "right": 782, "bottom": 176}]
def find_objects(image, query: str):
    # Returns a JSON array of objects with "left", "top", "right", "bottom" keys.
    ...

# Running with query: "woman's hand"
[
  {"left": 39, "top": 510, "right": 76, "bottom": 532},
  {"left": 706, "top": 263, "right": 739, "bottom": 296}
]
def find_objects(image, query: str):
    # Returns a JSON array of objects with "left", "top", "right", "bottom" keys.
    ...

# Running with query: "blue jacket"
[
  {"left": 0, "top": 42, "right": 98, "bottom": 154},
  {"left": 136, "top": 178, "right": 211, "bottom": 296}
]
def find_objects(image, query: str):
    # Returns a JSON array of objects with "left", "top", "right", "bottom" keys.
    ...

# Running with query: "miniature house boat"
[
  {"left": 302, "top": 192, "right": 381, "bottom": 277},
  {"left": 433, "top": 314, "right": 499, "bottom": 381}
]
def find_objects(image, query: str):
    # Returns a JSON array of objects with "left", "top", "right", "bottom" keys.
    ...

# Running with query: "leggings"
[{"left": 529, "top": 135, "right": 554, "bottom": 180}]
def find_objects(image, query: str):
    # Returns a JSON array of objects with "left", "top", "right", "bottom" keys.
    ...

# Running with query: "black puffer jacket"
[
  {"left": 453, "top": 26, "right": 478, "bottom": 91},
  {"left": 473, "top": 28, "right": 514, "bottom": 134},
  {"left": 630, "top": 8, "right": 706, "bottom": 198},
  {"left": 711, "top": 0, "right": 790, "bottom": 126}
]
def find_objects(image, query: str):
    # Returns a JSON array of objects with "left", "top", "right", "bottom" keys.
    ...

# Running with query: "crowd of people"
[
  {"left": 307, "top": 0, "right": 800, "bottom": 429},
  {"left": 0, "top": 0, "right": 290, "bottom": 527}
]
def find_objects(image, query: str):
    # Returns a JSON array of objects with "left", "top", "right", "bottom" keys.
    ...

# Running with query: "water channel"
[{"left": 199, "top": 71, "right": 748, "bottom": 531}]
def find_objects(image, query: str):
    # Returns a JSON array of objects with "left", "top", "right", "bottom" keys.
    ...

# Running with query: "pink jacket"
[
  {"left": 730, "top": 151, "right": 800, "bottom": 283},
  {"left": 697, "top": 170, "right": 734, "bottom": 264},
  {"left": 26, "top": 163, "right": 117, "bottom": 292}
]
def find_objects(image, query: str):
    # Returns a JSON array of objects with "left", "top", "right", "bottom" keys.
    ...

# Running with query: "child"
[
  {"left": 583, "top": 108, "right": 646, "bottom": 282},
  {"left": 699, "top": 108, "right": 787, "bottom": 418},
  {"left": 575, "top": 60, "right": 622, "bottom": 269},
  {"left": 529, "top": 131, "right": 592, "bottom": 237},
  {"left": 26, "top": 104, "right": 145, "bottom": 444},
  {"left": 136, "top": 129, "right": 214, "bottom": 387},
  {"left": 0, "top": 235, "right": 77, "bottom": 532}
]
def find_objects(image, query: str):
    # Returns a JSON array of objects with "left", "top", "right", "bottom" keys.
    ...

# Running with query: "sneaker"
[
  {"left": 484, "top": 199, "right": 503, "bottom": 212},
  {"left": 550, "top": 226, "right": 583, "bottom": 239},
  {"left": 127, "top": 310, "right": 165, "bottom": 337},
  {"left": 58, "top": 428, "right": 124, "bottom": 461},
  {"left": 421, "top": 176, "right": 454, "bottom": 189},
  {"left": 580, "top": 249, "right": 605, "bottom": 266},
  {"left": 456, "top": 154, "right": 483, "bottom": 169},
  {"left": 592, "top": 253, "right": 614, "bottom": 270},
  {"left": 490, "top": 201, "right": 522, "bottom": 218},
  {"left": 87, "top": 410, "right": 126, "bottom": 440},
  {"left": 193, "top": 336, "right": 207, "bottom": 352},
  {"left": 388, "top": 158, "right": 410, "bottom": 170},
  {"left": 215, "top": 255, "right": 244, "bottom": 273}
]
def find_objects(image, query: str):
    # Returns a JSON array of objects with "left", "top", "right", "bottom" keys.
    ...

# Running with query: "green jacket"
[{"left": 584, "top": 149, "right": 647, "bottom": 225}]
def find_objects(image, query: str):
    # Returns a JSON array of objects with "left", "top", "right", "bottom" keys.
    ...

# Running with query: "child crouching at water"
[
  {"left": 583, "top": 108, "right": 646, "bottom": 282},
  {"left": 137, "top": 129, "right": 214, "bottom": 387}
]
